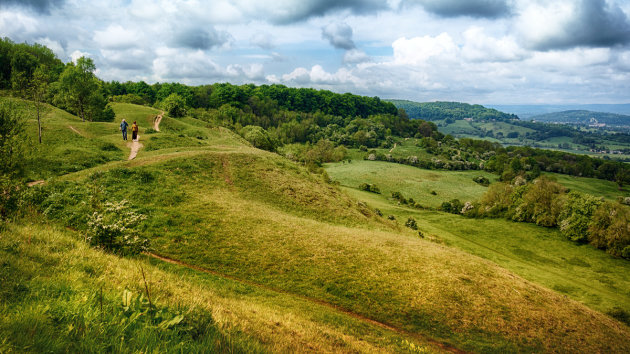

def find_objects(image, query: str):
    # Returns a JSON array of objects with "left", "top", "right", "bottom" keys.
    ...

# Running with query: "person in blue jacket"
[{"left": 120, "top": 119, "right": 129, "bottom": 140}]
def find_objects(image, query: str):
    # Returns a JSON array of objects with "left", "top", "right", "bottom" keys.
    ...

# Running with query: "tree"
[
  {"left": 57, "top": 57, "right": 98, "bottom": 121},
  {"left": 0, "top": 101, "right": 25, "bottom": 176},
  {"left": 161, "top": 93, "right": 187, "bottom": 117},
  {"left": 30, "top": 65, "right": 49, "bottom": 143},
  {"left": 559, "top": 192, "right": 603, "bottom": 242}
]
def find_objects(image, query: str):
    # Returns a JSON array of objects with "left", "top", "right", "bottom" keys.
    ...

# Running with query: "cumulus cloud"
[
  {"left": 0, "top": 0, "right": 64, "bottom": 14},
  {"left": 94, "top": 25, "right": 141, "bottom": 50},
  {"left": 404, "top": 0, "right": 511, "bottom": 18},
  {"left": 169, "top": 27, "right": 232, "bottom": 50},
  {"left": 234, "top": 0, "right": 386, "bottom": 24},
  {"left": 517, "top": 0, "right": 630, "bottom": 50},
  {"left": 322, "top": 22, "right": 355, "bottom": 50},
  {"left": 462, "top": 27, "right": 526, "bottom": 62}
]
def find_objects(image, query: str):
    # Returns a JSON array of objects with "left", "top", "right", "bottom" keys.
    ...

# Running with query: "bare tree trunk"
[{"left": 37, "top": 100, "right": 42, "bottom": 144}]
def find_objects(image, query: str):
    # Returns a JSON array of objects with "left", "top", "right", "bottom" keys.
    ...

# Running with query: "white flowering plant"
[{"left": 87, "top": 200, "right": 148, "bottom": 255}]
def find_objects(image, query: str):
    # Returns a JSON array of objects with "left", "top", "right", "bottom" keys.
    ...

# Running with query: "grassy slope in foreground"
[
  {"left": 60, "top": 150, "right": 630, "bottom": 352},
  {"left": 325, "top": 159, "right": 630, "bottom": 314},
  {"left": 1, "top": 220, "right": 435, "bottom": 353}
]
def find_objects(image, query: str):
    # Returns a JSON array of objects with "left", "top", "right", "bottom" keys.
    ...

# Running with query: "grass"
[
  {"left": 1, "top": 218, "right": 446, "bottom": 353},
  {"left": 325, "top": 160, "right": 497, "bottom": 208},
  {"left": 547, "top": 172, "right": 629, "bottom": 201},
  {"left": 6, "top": 100, "right": 630, "bottom": 352},
  {"left": 41, "top": 149, "right": 630, "bottom": 352},
  {"left": 325, "top": 161, "right": 630, "bottom": 317}
]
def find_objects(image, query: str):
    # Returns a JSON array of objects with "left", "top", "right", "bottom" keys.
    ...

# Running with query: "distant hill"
[
  {"left": 530, "top": 110, "right": 630, "bottom": 127},
  {"left": 387, "top": 99, "right": 518, "bottom": 122},
  {"left": 488, "top": 104, "right": 630, "bottom": 119}
]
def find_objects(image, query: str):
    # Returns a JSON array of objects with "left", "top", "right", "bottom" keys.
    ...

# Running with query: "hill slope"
[
  {"left": 3, "top": 100, "right": 630, "bottom": 352},
  {"left": 530, "top": 110, "right": 630, "bottom": 127}
]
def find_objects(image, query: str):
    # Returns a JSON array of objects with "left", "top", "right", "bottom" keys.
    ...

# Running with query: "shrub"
[
  {"left": 441, "top": 199, "right": 463, "bottom": 214},
  {"left": 87, "top": 200, "right": 148, "bottom": 255},
  {"left": 588, "top": 201, "right": 630, "bottom": 258},
  {"left": 359, "top": 183, "right": 381, "bottom": 194},
  {"left": 473, "top": 176, "right": 490, "bottom": 186},
  {"left": 240, "top": 125, "right": 279, "bottom": 152},
  {"left": 606, "top": 307, "right": 630, "bottom": 326},
  {"left": 405, "top": 217, "right": 418, "bottom": 230},
  {"left": 387, "top": 215, "right": 396, "bottom": 220},
  {"left": 374, "top": 208, "right": 383, "bottom": 216},
  {"left": 391, "top": 191, "right": 407, "bottom": 204}
]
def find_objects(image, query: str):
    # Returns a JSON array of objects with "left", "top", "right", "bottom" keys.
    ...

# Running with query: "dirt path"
[
  {"left": 128, "top": 137, "right": 143, "bottom": 160},
  {"left": 145, "top": 251, "right": 465, "bottom": 353},
  {"left": 153, "top": 111, "right": 164, "bottom": 131},
  {"left": 389, "top": 143, "right": 397, "bottom": 153},
  {"left": 27, "top": 180, "right": 45, "bottom": 187},
  {"left": 68, "top": 125, "right": 85, "bottom": 137}
]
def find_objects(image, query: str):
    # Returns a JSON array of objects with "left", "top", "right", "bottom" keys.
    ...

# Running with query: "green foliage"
[
  {"left": 405, "top": 217, "right": 418, "bottom": 230},
  {"left": 0, "top": 101, "right": 26, "bottom": 176},
  {"left": 87, "top": 200, "right": 148, "bottom": 255},
  {"left": 473, "top": 176, "right": 490, "bottom": 186},
  {"left": 359, "top": 183, "right": 381, "bottom": 194},
  {"left": 440, "top": 199, "right": 463, "bottom": 214},
  {"left": 388, "top": 100, "right": 517, "bottom": 122},
  {"left": 588, "top": 202, "right": 630, "bottom": 258},
  {"left": 240, "top": 125, "right": 278, "bottom": 152},
  {"left": 161, "top": 93, "right": 187, "bottom": 117},
  {"left": 111, "top": 93, "right": 147, "bottom": 105},
  {"left": 559, "top": 192, "right": 603, "bottom": 242}
]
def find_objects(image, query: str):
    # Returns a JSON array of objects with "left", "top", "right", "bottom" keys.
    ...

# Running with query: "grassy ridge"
[
  {"left": 6, "top": 101, "right": 630, "bottom": 352},
  {"left": 56, "top": 149, "right": 630, "bottom": 352}
]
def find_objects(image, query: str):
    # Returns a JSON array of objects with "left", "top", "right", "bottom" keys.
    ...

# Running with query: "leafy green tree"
[
  {"left": 161, "top": 93, "right": 187, "bottom": 117},
  {"left": 559, "top": 192, "right": 603, "bottom": 242},
  {"left": 588, "top": 202, "right": 630, "bottom": 258},
  {"left": 240, "top": 125, "right": 278, "bottom": 152},
  {"left": 57, "top": 57, "right": 99, "bottom": 121},
  {"left": 10, "top": 48, "right": 38, "bottom": 96}
]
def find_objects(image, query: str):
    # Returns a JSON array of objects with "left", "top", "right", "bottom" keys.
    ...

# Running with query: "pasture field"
[{"left": 325, "top": 159, "right": 496, "bottom": 208}]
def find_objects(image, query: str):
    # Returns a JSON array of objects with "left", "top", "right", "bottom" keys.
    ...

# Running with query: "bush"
[
  {"left": 359, "top": 183, "right": 381, "bottom": 194},
  {"left": 87, "top": 200, "right": 148, "bottom": 255},
  {"left": 473, "top": 176, "right": 490, "bottom": 186},
  {"left": 161, "top": 93, "right": 187, "bottom": 117},
  {"left": 101, "top": 142, "right": 121, "bottom": 152},
  {"left": 405, "top": 217, "right": 418, "bottom": 230},
  {"left": 391, "top": 191, "right": 407, "bottom": 204},
  {"left": 607, "top": 307, "right": 630, "bottom": 326},
  {"left": 240, "top": 125, "right": 279, "bottom": 152},
  {"left": 441, "top": 199, "right": 463, "bottom": 214},
  {"left": 559, "top": 192, "right": 602, "bottom": 242}
]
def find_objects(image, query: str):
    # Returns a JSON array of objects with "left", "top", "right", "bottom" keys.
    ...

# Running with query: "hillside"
[
  {"left": 530, "top": 110, "right": 630, "bottom": 127},
  {"left": 387, "top": 100, "right": 517, "bottom": 122},
  {"left": 2, "top": 99, "right": 630, "bottom": 352}
]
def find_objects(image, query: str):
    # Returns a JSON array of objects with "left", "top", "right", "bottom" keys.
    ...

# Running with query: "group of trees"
[
  {"left": 389, "top": 100, "right": 517, "bottom": 122},
  {"left": 1, "top": 38, "right": 114, "bottom": 127},
  {"left": 470, "top": 176, "right": 630, "bottom": 258}
]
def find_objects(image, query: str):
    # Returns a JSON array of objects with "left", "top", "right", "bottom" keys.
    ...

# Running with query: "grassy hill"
[
  {"left": 2, "top": 99, "right": 630, "bottom": 352},
  {"left": 530, "top": 110, "right": 630, "bottom": 127}
]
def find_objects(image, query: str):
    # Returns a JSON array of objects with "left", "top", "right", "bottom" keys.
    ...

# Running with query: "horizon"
[{"left": 2, "top": 0, "right": 630, "bottom": 105}]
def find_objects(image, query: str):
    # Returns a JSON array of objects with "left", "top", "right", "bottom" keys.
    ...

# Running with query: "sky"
[{"left": 1, "top": 0, "right": 630, "bottom": 104}]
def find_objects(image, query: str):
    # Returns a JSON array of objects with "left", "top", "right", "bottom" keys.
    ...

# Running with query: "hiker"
[
  {"left": 131, "top": 121, "right": 139, "bottom": 141},
  {"left": 120, "top": 119, "right": 129, "bottom": 140}
]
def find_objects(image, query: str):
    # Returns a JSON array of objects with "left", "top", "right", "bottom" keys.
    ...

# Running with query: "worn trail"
[{"left": 145, "top": 251, "right": 466, "bottom": 354}]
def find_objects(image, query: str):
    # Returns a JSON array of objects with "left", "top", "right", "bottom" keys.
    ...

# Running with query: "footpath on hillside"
[{"left": 128, "top": 111, "right": 164, "bottom": 160}]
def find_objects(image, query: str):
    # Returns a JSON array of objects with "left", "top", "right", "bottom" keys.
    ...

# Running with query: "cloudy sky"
[{"left": 2, "top": 0, "right": 630, "bottom": 104}]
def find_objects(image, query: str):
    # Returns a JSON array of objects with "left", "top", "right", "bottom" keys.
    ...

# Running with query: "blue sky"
[{"left": 1, "top": 0, "right": 630, "bottom": 104}]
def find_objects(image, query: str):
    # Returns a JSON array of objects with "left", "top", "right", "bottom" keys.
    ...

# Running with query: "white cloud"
[
  {"left": 93, "top": 25, "right": 140, "bottom": 50},
  {"left": 461, "top": 26, "right": 526, "bottom": 62},
  {"left": 70, "top": 50, "right": 90, "bottom": 63},
  {"left": 392, "top": 33, "right": 458, "bottom": 65}
]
